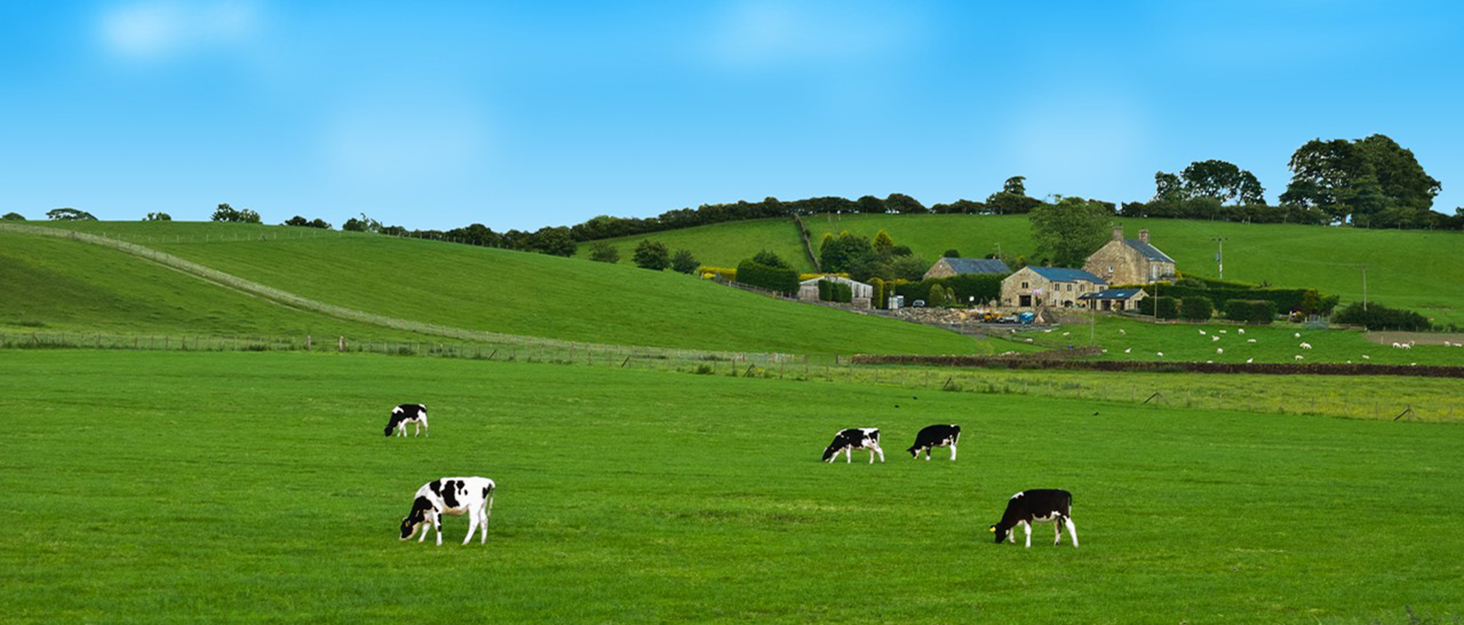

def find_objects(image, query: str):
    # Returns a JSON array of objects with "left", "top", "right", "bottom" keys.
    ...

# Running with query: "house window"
[
  {"left": 1021, "top": 282, "right": 1029, "bottom": 289},
  {"left": 1066, "top": 283, "right": 1072, "bottom": 292}
]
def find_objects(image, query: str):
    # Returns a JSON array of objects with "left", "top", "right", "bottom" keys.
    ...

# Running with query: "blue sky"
[{"left": 2, "top": 1, "right": 1460, "bottom": 230}]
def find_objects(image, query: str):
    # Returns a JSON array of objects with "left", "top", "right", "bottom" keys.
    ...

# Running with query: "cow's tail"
[{"left": 484, "top": 483, "right": 496, "bottom": 529}]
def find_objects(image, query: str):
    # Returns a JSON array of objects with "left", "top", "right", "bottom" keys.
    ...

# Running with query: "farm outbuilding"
[
  {"left": 1077, "top": 288, "right": 1148, "bottom": 311},
  {"left": 923, "top": 257, "right": 1012, "bottom": 280},
  {"left": 1000, "top": 266, "right": 1107, "bottom": 309},
  {"left": 797, "top": 276, "right": 874, "bottom": 309}
]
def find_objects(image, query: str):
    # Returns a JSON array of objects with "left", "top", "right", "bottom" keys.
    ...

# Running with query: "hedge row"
[
  {"left": 1225, "top": 300, "right": 1278, "bottom": 325},
  {"left": 848, "top": 355, "right": 1464, "bottom": 379},
  {"left": 1144, "top": 283, "right": 1338, "bottom": 316},
  {"left": 1332, "top": 302, "right": 1433, "bottom": 331},
  {"left": 735, "top": 260, "right": 799, "bottom": 294},
  {"left": 887, "top": 274, "right": 1005, "bottom": 308},
  {"left": 1142, "top": 296, "right": 1180, "bottom": 319},
  {"left": 818, "top": 279, "right": 853, "bottom": 303}
]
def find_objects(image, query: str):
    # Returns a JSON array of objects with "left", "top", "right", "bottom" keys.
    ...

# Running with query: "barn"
[
  {"left": 1077, "top": 288, "right": 1148, "bottom": 311},
  {"left": 923, "top": 257, "right": 1012, "bottom": 280}
]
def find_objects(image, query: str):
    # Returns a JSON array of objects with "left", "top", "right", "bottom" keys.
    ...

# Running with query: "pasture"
[{"left": 2, "top": 350, "right": 1460, "bottom": 623}]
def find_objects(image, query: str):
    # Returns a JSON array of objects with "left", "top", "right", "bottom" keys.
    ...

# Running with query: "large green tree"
[
  {"left": 1028, "top": 197, "right": 1113, "bottom": 268},
  {"left": 1279, "top": 134, "right": 1440, "bottom": 227},
  {"left": 1179, "top": 160, "right": 1266, "bottom": 205}
]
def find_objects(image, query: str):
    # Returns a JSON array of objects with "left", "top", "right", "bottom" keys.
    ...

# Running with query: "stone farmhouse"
[
  {"left": 923, "top": 257, "right": 1011, "bottom": 280},
  {"left": 1082, "top": 226, "right": 1175, "bottom": 285},
  {"left": 1000, "top": 266, "right": 1107, "bottom": 309}
]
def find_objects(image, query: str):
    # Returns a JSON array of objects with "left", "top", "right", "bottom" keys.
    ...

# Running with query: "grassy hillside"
[
  {"left": 3, "top": 350, "right": 1460, "bottom": 623},
  {"left": 0, "top": 230, "right": 435, "bottom": 341},
  {"left": 581, "top": 214, "right": 1464, "bottom": 325},
  {"left": 570, "top": 217, "right": 809, "bottom": 270},
  {"left": 25, "top": 221, "right": 976, "bottom": 356}
]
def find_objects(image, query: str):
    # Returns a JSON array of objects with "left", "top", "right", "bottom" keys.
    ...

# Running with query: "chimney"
[
  {"left": 1138, "top": 229, "right": 1150, "bottom": 243},
  {"left": 1112, "top": 226, "right": 1123, "bottom": 241}
]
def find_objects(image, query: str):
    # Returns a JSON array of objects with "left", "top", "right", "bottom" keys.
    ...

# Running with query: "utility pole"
[
  {"left": 1361, "top": 265, "right": 1369, "bottom": 311},
  {"left": 1212, "top": 237, "right": 1228, "bottom": 280}
]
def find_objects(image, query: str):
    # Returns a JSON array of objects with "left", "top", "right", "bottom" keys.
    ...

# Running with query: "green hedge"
[
  {"left": 890, "top": 274, "right": 1005, "bottom": 307},
  {"left": 1142, "top": 296, "right": 1180, "bottom": 320},
  {"left": 1180, "top": 296, "right": 1213, "bottom": 321},
  {"left": 1332, "top": 302, "right": 1432, "bottom": 331},
  {"left": 1224, "top": 300, "right": 1277, "bottom": 324},
  {"left": 1144, "top": 282, "right": 1338, "bottom": 316},
  {"left": 817, "top": 279, "right": 852, "bottom": 303},
  {"left": 736, "top": 260, "right": 800, "bottom": 294}
]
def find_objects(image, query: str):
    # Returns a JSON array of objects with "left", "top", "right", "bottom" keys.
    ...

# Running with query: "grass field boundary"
[
  {"left": 850, "top": 353, "right": 1464, "bottom": 378},
  {"left": 0, "top": 223, "right": 796, "bottom": 364}
]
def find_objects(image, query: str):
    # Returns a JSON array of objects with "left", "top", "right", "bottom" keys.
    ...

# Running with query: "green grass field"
[
  {"left": 1027, "top": 314, "right": 1464, "bottom": 367},
  {"left": 580, "top": 214, "right": 1464, "bottom": 326},
  {"left": 10, "top": 222, "right": 974, "bottom": 356},
  {"left": 2, "top": 350, "right": 1460, "bottom": 624}
]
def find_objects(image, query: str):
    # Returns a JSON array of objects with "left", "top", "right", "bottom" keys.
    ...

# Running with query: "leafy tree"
[
  {"left": 211, "top": 203, "right": 260, "bottom": 223},
  {"left": 1280, "top": 134, "right": 1439, "bottom": 226},
  {"left": 752, "top": 250, "right": 791, "bottom": 269},
  {"left": 1180, "top": 160, "right": 1266, "bottom": 206},
  {"left": 942, "top": 249, "right": 960, "bottom": 258},
  {"left": 885, "top": 255, "right": 930, "bottom": 282},
  {"left": 671, "top": 249, "right": 699, "bottom": 274},
  {"left": 1152, "top": 171, "right": 1184, "bottom": 203},
  {"left": 819, "top": 231, "right": 877, "bottom": 274},
  {"left": 3, "top": 212, "right": 25, "bottom": 221},
  {"left": 872, "top": 230, "right": 895, "bottom": 256},
  {"left": 1180, "top": 296, "right": 1214, "bottom": 321},
  {"left": 342, "top": 213, "right": 383, "bottom": 233},
  {"left": 855, "top": 195, "right": 886, "bottom": 214},
  {"left": 283, "top": 216, "right": 310, "bottom": 227},
  {"left": 530, "top": 226, "right": 577, "bottom": 256},
  {"left": 1028, "top": 197, "right": 1112, "bottom": 268},
  {"left": 884, "top": 193, "right": 926, "bottom": 214},
  {"left": 47, "top": 208, "right": 97, "bottom": 221},
  {"left": 1003, "top": 176, "right": 1027, "bottom": 195},
  {"left": 633, "top": 239, "right": 670, "bottom": 270},
  {"left": 888, "top": 244, "right": 913, "bottom": 257},
  {"left": 589, "top": 242, "right": 620, "bottom": 263},
  {"left": 144, "top": 212, "right": 171, "bottom": 221}
]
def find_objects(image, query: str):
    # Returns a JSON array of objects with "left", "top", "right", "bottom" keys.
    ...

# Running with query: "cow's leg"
[
  {"left": 1023, "top": 521, "right": 1032, "bottom": 548},
  {"left": 422, "top": 416, "right": 429, "bottom": 438},
  {"left": 463, "top": 513, "right": 479, "bottom": 546},
  {"left": 1054, "top": 520, "right": 1062, "bottom": 545},
  {"left": 845, "top": 448, "right": 852, "bottom": 463},
  {"left": 1065, "top": 517, "right": 1079, "bottom": 547},
  {"left": 483, "top": 491, "right": 494, "bottom": 543},
  {"left": 478, "top": 509, "right": 489, "bottom": 544},
  {"left": 950, "top": 441, "right": 957, "bottom": 461},
  {"left": 433, "top": 514, "right": 443, "bottom": 546},
  {"left": 924, "top": 448, "right": 930, "bottom": 461},
  {"left": 417, "top": 517, "right": 430, "bottom": 542},
  {"left": 874, "top": 445, "right": 885, "bottom": 463}
]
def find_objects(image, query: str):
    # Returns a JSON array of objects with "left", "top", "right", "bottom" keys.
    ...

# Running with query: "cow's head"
[
  {"left": 906, "top": 445, "right": 921, "bottom": 458},
  {"left": 821, "top": 445, "right": 842, "bottom": 462},
  {"left": 989, "top": 524, "right": 1009, "bottom": 544},
  {"left": 384, "top": 415, "right": 401, "bottom": 437},
  {"left": 400, "top": 496, "right": 431, "bottom": 540}
]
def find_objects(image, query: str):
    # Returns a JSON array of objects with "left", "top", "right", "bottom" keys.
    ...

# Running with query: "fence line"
[{"left": 0, "top": 223, "right": 795, "bottom": 365}]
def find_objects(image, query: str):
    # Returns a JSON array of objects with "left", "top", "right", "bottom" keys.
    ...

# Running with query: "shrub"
[
  {"left": 817, "top": 279, "right": 831, "bottom": 301},
  {"left": 1, "top": 212, "right": 24, "bottom": 221},
  {"left": 752, "top": 249, "right": 791, "bottom": 269},
  {"left": 211, "top": 203, "right": 261, "bottom": 223},
  {"left": 1332, "top": 302, "right": 1432, "bottom": 331},
  {"left": 1143, "top": 296, "right": 1180, "bottom": 320},
  {"left": 46, "top": 208, "right": 96, "bottom": 221},
  {"left": 144, "top": 212, "right": 172, "bottom": 222},
  {"left": 927, "top": 284, "right": 948, "bottom": 307},
  {"left": 633, "top": 239, "right": 670, "bottom": 270},
  {"left": 699, "top": 266, "right": 736, "bottom": 281},
  {"left": 736, "top": 259, "right": 799, "bottom": 293},
  {"left": 869, "top": 277, "right": 886, "bottom": 309},
  {"left": 589, "top": 242, "right": 620, "bottom": 263},
  {"left": 1224, "top": 299, "right": 1276, "bottom": 324},
  {"left": 1180, "top": 296, "right": 1213, "bottom": 321},
  {"left": 831, "top": 281, "right": 853, "bottom": 303},
  {"left": 671, "top": 249, "right": 699, "bottom": 274},
  {"left": 942, "top": 249, "right": 960, "bottom": 258}
]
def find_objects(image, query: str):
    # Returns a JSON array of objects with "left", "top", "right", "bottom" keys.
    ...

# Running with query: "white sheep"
[
  {"left": 1219, "top": 330, "right": 1228, "bottom": 334},
  {"left": 1237, "top": 328, "right": 1245, "bottom": 334},
  {"left": 1212, "top": 335, "right": 1221, "bottom": 342},
  {"left": 1216, "top": 347, "right": 1223, "bottom": 354},
  {"left": 1199, "top": 330, "right": 1207, "bottom": 335},
  {"left": 1294, "top": 355, "right": 1304, "bottom": 361},
  {"left": 1247, "top": 338, "right": 1257, "bottom": 343},
  {"left": 1124, "top": 348, "right": 1131, "bottom": 354},
  {"left": 1118, "top": 328, "right": 1127, "bottom": 335},
  {"left": 1245, "top": 358, "right": 1254, "bottom": 363},
  {"left": 1156, "top": 351, "right": 1164, "bottom": 357},
  {"left": 1362, "top": 355, "right": 1370, "bottom": 360},
  {"left": 1299, "top": 342, "right": 1312, "bottom": 350},
  {"left": 1294, "top": 332, "right": 1301, "bottom": 338}
]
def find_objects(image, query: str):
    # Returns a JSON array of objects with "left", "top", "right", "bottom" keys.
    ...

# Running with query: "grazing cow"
[
  {"left": 399, "top": 476, "right": 496, "bottom": 545},
  {"left": 989, "top": 489, "right": 1078, "bottom": 548},
  {"left": 822, "top": 428, "right": 884, "bottom": 464},
  {"left": 907, "top": 424, "right": 961, "bottom": 461},
  {"left": 385, "top": 404, "right": 429, "bottom": 437}
]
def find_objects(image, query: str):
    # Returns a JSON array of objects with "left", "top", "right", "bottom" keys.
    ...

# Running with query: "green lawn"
[
  {"left": 579, "top": 214, "right": 1464, "bottom": 326},
  {"left": 0, "top": 230, "right": 435, "bottom": 341},
  {"left": 18, "top": 221, "right": 974, "bottom": 356},
  {"left": 1, "top": 350, "right": 1460, "bottom": 623},
  {"left": 1031, "top": 314, "right": 1464, "bottom": 366}
]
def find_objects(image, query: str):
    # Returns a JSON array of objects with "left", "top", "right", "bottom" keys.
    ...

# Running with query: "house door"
[{"left": 1019, "top": 295, "right": 1032, "bottom": 307}]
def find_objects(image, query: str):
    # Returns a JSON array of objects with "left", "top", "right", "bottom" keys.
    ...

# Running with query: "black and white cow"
[
  {"left": 399, "top": 476, "right": 496, "bottom": 546},
  {"left": 989, "top": 488, "right": 1078, "bottom": 548},
  {"left": 907, "top": 424, "right": 960, "bottom": 461},
  {"left": 822, "top": 428, "right": 884, "bottom": 463},
  {"left": 384, "top": 404, "right": 429, "bottom": 437}
]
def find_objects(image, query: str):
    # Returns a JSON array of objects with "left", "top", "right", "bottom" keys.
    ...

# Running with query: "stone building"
[
  {"left": 1077, "top": 288, "right": 1148, "bottom": 311},
  {"left": 922, "top": 257, "right": 1011, "bottom": 280},
  {"left": 797, "top": 276, "right": 873, "bottom": 309},
  {"left": 1082, "top": 226, "right": 1175, "bottom": 285},
  {"left": 1000, "top": 266, "right": 1107, "bottom": 309}
]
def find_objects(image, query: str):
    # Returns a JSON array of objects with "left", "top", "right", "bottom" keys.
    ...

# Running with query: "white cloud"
[
  {"left": 705, "top": 0, "right": 922, "bottom": 69},
  {"left": 99, "top": 0, "right": 260, "bottom": 60}
]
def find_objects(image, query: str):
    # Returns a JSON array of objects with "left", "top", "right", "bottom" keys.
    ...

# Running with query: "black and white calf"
[
  {"left": 399, "top": 476, "right": 496, "bottom": 545},
  {"left": 907, "top": 424, "right": 960, "bottom": 461},
  {"left": 822, "top": 428, "right": 885, "bottom": 463},
  {"left": 384, "top": 404, "right": 429, "bottom": 437},
  {"left": 989, "top": 489, "right": 1078, "bottom": 548}
]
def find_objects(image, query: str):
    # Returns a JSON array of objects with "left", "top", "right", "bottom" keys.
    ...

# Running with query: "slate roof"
[
  {"left": 1123, "top": 239, "right": 1174, "bottom": 263},
  {"left": 1078, "top": 288, "right": 1145, "bottom": 300},
  {"left": 1027, "top": 266, "right": 1106, "bottom": 283},
  {"left": 939, "top": 258, "right": 1011, "bottom": 275}
]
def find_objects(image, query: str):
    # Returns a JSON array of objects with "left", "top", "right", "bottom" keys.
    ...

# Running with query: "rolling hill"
[
  {"left": 580, "top": 214, "right": 1464, "bottom": 326},
  {"left": 7, "top": 221, "right": 977, "bottom": 356}
]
